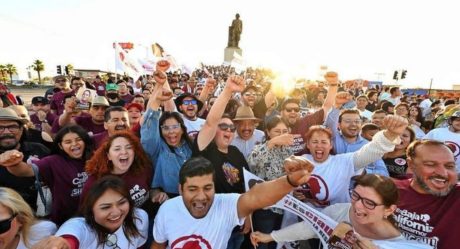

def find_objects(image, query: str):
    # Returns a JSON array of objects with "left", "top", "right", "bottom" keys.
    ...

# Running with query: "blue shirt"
[
  {"left": 325, "top": 108, "right": 389, "bottom": 176},
  {"left": 141, "top": 109, "right": 192, "bottom": 194}
]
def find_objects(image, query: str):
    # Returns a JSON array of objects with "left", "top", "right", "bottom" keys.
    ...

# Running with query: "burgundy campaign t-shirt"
[
  {"left": 36, "top": 155, "right": 87, "bottom": 225},
  {"left": 290, "top": 109, "right": 325, "bottom": 155},
  {"left": 81, "top": 167, "right": 153, "bottom": 208},
  {"left": 394, "top": 179, "right": 460, "bottom": 249}
]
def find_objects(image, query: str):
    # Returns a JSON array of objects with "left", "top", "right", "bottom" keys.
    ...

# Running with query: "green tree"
[
  {"left": 0, "top": 64, "right": 6, "bottom": 84},
  {"left": 5, "top": 64, "right": 17, "bottom": 84},
  {"left": 31, "top": 59, "right": 45, "bottom": 84},
  {"left": 65, "top": 64, "right": 74, "bottom": 75}
]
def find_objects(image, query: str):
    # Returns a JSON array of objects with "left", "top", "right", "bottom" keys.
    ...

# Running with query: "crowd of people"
[{"left": 0, "top": 60, "right": 458, "bottom": 249}]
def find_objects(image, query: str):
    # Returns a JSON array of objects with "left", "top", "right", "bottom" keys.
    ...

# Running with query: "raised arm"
[
  {"left": 0, "top": 150, "right": 34, "bottom": 177},
  {"left": 324, "top": 91, "right": 352, "bottom": 139},
  {"left": 237, "top": 156, "right": 313, "bottom": 218},
  {"left": 322, "top": 72, "right": 340, "bottom": 115},
  {"left": 352, "top": 115, "right": 408, "bottom": 171},
  {"left": 198, "top": 77, "right": 216, "bottom": 103},
  {"left": 196, "top": 75, "right": 245, "bottom": 151}
]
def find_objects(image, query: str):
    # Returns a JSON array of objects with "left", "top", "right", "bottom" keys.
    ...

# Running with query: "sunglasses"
[
  {"left": 349, "top": 190, "right": 384, "bottom": 210},
  {"left": 0, "top": 214, "right": 16, "bottom": 234},
  {"left": 284, "top": 107, "right": 300, "bottom": 113},
  {"left": 182, "top": 100, "right": 197, "bottom": 105},
  {"left": 218, "top": 123, "right": 236, "bottom": 132},
  {"left": 161, "top": 124, "right": 181, "bottom": 131}
]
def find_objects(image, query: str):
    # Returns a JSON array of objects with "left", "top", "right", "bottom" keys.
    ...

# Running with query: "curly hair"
[{"left": 85, "top": 131, "right": 151, "bottom": 178}]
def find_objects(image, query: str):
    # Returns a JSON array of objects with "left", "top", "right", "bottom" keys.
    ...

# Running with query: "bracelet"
[{"left": 286, "top": 175, "right": 299, "bottom": 188}]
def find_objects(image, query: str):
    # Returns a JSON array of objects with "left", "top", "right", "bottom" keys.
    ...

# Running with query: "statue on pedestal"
[{"left": 227, "top": 13, "right": 243, "bottom": 48}]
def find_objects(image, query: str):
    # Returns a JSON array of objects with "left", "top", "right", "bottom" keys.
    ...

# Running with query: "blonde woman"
[{"left": 0, "top": 187, "right": 56, "bottom": 248}]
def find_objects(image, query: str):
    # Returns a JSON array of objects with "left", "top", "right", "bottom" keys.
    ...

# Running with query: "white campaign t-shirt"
[
  {"left": 154, "top": 194, "right": 244, "bottom": 249},
  {"left": 17, "top": 220, "right": 57, "bottom": 249},
  {"left": 424, "top": 127, "right": 460, "bottom": 173},
  {"left": 301, "top": 153, "right": 355, "bottom": 208},
  {"left": 182, "top": 116, "right": 206, "bottom": 139},
  {"left": 56, "top": 208, "right": 148, "bottom": 249}
]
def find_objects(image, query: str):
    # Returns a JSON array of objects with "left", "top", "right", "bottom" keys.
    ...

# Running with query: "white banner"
[
  {"left": 114, "top": 42, "right": 145, "bottom": 78},
  {"left": 243, "top": 169, "right": 432, "bottom": 249}
]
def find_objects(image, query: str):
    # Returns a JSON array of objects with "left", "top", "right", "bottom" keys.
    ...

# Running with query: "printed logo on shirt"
[
  {"left": 445, "top": 140, "right": 460, "bottom": 158},
  {"left": 188, "top": 131, "right": 199, "bottom": 140},
  {"left": 171, "top": 234, "right": 211, "bottom": 249},
  {"left": 290, "top": 135, "right": 305, "bottom": 155},
  {"left": 129, "top": 184, "right": 147, "bottom": 207},
  {"left": 299, "top": 174, "right": 330, "bottom": 208},
  {"left": 71, "top": 172, "right": 88, "bottom": 197},
  {"left": 222, "top": 162, "right": 240, "bottom": 186},
  {"left": 395, "top": 208, "right": 438, "bottom": 248},
  {"left": 394, "top": 158, "right": 407, "bottom": 166}
]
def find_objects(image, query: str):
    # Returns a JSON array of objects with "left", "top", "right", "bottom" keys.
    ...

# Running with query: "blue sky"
[{"left": 1, "top": 0, "right": 459, "bottom": 89}]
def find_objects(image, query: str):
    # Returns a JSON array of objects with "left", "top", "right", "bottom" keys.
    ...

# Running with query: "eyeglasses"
[
  {"left": 105, "top": 233, "right": 121, "bottom": 249},
  {"left": 284, "top": 107, "right": 300, "bottom": 113},
  {"left": 182, "top": 100, "right": 197, "bottom": 105},
  {"left": 0, "top": 125, "right": 21, "bottom": 133},
  {"left": 342, "top": 119, "right": 362, "bottom": 125},
  {"left": 349, "top": 190, "right": 383, "bottom": 210},
  {"left": 0, "top": 214, "right": 17, "bottom": 234},
  {"left": 218, "top": 123, "right": 236, "bottom": 132},
  {"left": 161, "top": 124, "right": 181, "bottom": 131}
]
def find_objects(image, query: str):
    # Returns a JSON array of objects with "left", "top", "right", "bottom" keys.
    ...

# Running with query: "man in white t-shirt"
[
  {"left": 152, "top": 156, "right": 313, "bottom": 249},
  {"left": 424, "top": 110, "right": 460, "bottom": 174},
  {"left": 175, "top": 93, "right": 206, "bottom": 139},
  {"left": 388, "top": 87, "right": 401, "bottom": 106}
]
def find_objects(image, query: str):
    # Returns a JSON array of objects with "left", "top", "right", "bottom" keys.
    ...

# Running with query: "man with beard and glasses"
[
  {"left": 92, "top": 106, "right": 130, "bottom": 147},
  {"left": 0, "top": 108, "right": 50, "bottom": 211},
  {"left": 325, "top": 107, "right": 389, "bottom": 176},
  {"left": 394, "top": 140, "right": 459, "bottom": 249},
  {"left": 174, "top": 92, "right": 205, "bottom": 139}
]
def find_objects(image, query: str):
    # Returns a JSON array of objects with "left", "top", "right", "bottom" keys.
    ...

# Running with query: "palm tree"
[
  {"left": 31, "top": 59, "right": 45, "bottom": 84},
  {"left": 5, "top": 64, "right": 17, "bottom": 84},
  {"left": 0, "top": 64, "right": 6, "bottom": 84}
]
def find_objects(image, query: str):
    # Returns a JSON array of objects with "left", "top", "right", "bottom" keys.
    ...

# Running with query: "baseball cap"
[
  {"left": 106, "top": 83, "right": 119, "bottom": 91},
  {"left": 125, "top": 102, "right": 144, "bottom": 112},
  {"left": 32, "top": 96, "right": 49, "bottom": 105}
]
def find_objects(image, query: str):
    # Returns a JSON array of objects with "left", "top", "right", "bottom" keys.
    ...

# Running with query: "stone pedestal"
[{"left": 224, "top": 47, "right": 243, "bottom": 64}]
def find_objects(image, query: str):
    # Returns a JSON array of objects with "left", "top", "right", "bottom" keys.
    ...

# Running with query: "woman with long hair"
[
  {"left": 83, "top": 131, "right": 152, "bottom": 208},
  {"left": 383, "top": 127, "right": 416, "bottom": 179},
  {"left": 408, "top": 105, "right": 426, "bottom": 139},
  {"left": 250, "top": 174, "right": 431, "bottom": 248},
  {"left": 247, "top": 115, "right": 294, "bottom": 249},
  {"left": 141, "top": 70, "right": 192, "bottom": 203},
  {"left": 0, "top": 187, "right": 56, "bottom": 248},
  {"left": 33, "top": 176, "right": 148, "bottom": 249},
  {"left": 0, "top": 124, "right": 93, "bottom": 225}
]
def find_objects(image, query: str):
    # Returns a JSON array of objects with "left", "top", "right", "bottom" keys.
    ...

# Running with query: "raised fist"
[
  {"left": 156, "top": 60, "right": 170, "bottom": 72},
  {"left": 155, "top": 89, "right": 173, "bottom": 102},
  {"left": 283, "top": 156, "right": 314, "bottom": 187},
  {"left": 225, "top": 75, "right": 246, "bottom": 93},
  {"left": 383, "top": 115, "right": 409, "bottom": 137},
  {"left": 153, "top": 71, "right": 167, "bottom": 85},
  {"left": 0, "top": 150, "right": 24, "bottom": 167},
  {"left": 324, "top": 71, "right": 339, "bottom": 85},
  {"left": 335, "top": 91, "right": 352, "bottom": 106}
]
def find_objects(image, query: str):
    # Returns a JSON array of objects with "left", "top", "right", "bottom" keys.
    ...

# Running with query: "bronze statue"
[{"left": 228, "top": 13, "right": 243, "bottom": 48}]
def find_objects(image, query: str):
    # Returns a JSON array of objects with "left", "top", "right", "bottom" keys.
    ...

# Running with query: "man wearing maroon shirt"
[
  {"left": 92, "top": 106, "right": 131, "bottom": 147},
  {"left": 49, "top": 75, "right": 75, "bottom": 115},
  {"left": 394, "top": 140, "right": 459, "bottom": 249}
]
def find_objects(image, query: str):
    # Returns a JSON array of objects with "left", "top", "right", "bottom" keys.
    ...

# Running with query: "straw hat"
[
  {"left": 233, "top": 106, "right": 261, "bottom": 122},
  {"left": 0, "top": 108, "right": 26, "bottom": 124}
]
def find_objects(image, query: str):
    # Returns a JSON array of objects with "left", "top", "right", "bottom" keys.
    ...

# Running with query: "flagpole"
[{"left": 114, "top": 41, "right": 118, "bottom": 82}]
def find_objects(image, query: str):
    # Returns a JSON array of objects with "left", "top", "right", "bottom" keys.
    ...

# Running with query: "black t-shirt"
[
  {"left": 383, "top": 155, "right": 408, "bottom": 179},
  {"left": 192, "top": 137, "right": 248, "bottom": 194},
  {"left": 108, "top": 99, "right": 125, "bottom": 107},
  {"left": 0, "top": 142, "right": 50, "bottom": 210}
]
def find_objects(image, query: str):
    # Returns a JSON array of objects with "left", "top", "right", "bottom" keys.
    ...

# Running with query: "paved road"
[{"left": 9, "top": 87, "right": 50, "bottom": 106}]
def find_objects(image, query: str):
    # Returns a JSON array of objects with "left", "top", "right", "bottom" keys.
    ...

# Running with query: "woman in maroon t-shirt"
[{"left": 83, "top": 131, "right": 152, "bottom": 209}]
